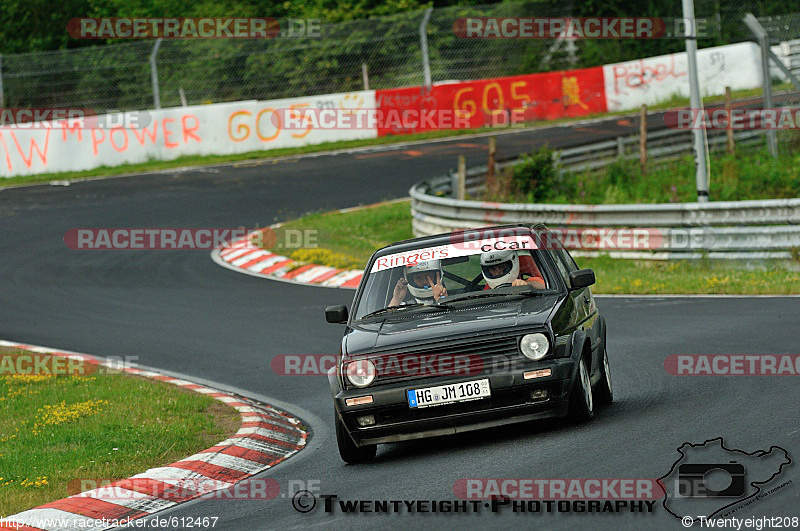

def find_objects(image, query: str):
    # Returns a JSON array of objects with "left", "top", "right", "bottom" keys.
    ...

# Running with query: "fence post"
[
  {"left": 419, "top": 7, "right": 433, "bottom": 89},
  {"left": 744, "top": 14, "right": 778, "bottom": 159},
  {"left": 639, "top": 104, "right": 647, "bottom": 175},
  {"left": 616, "top": 136, "right": 625, "bottom": 158},
  {"left": 0, "top": 55, "right": 4, "bottom": 108},
  {"left": 179, "top": 87, "right": 187, "bottom": 107},
  {"left": 362, "top": 63, "right": 370, "bottom": 90},
  {"left": 683, "top": 0, "right": 710, "bottom": 201},
  {"left": 457, "top": 155, "right": 466, "bottom": 200},
  {"left": 487, "top": 137, "right": 496, "bottom": 191},
  {"left": 150, "top": 38, "right": 163, "bottom": 110},
  {"left": 725, "top": 86, "right": 734, "bottom": 153}
]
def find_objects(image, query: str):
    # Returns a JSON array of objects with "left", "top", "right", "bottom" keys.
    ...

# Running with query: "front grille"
[{"left": 367, "top": 333, "right": 522, "bottom": 386}]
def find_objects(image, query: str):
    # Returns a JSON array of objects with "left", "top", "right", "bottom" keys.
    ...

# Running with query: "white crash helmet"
[
  {"left": 480, "top": 249, "right": 520, "bottom": 288},
  {"left": 404, "top": 259, "right": 443, "bottom": 303}
]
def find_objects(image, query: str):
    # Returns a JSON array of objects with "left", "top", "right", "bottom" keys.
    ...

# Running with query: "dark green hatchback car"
[{"left": 325, "top": 225, "right": 613, "bottom": 463}]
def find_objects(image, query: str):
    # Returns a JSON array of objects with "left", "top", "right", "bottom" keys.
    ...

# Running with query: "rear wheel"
[
  {"left": 335, "top": 408, "right": 377, "bottom": 464},
  {"left": 594, "top": 345, "right": 614, "bottom": 405},
  {"left": 568, "top": 356, "right": 594, "bottom": 422}
]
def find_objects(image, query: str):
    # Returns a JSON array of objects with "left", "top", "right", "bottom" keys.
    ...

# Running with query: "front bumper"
[{"left": 334, "top": 358, "right": 576, "bottom": 445}]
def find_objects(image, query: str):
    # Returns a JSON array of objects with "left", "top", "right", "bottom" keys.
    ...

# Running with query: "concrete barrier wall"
[{"left": 0, "top": 42, "right": 771, "bottom": 178}]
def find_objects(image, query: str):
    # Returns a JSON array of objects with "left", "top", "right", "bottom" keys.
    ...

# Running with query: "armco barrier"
[
  {"left": 410, "top": 170, "right": 800, "bottom": 259},
  {"left": 554, "top": 128, "right": 764, "bottom": 174}
]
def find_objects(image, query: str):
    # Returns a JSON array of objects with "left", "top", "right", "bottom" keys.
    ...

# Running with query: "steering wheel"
[{"left": 493, "top": 282, "right": 513, "bottom": 289}]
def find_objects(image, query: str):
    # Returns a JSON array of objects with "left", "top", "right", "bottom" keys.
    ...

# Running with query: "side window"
[
  {"left": 555, "top": 247, "right": 579, "bottom": 273},
  {"left": 551, "top": 250, "right": 571, "bottom": 285},
  {"left": 541, "top": 229, "right": 575, "bottom": 287}
]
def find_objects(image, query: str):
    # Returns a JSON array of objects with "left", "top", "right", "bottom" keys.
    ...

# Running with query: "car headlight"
[
  {"left": 519, "top": 333, "right": 550, "bottom": 361},
  {"left": 345, "top": 359, "right": 376, "bottom": 388}
]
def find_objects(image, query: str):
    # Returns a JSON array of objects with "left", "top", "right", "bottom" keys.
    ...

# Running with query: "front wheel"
[
  {"left": 568, "top": 357, "right": 594, "bottom": 422},
  {"left": 594, "top": 345, "right": 613, "bottom": 405},
  {"left": 335, "top": 408, "right": 377, "bottom": 464}
]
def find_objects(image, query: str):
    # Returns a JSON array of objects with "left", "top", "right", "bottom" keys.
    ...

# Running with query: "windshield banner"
[{"left": 370, "top": 235, "right": 536, "bottom": 273}]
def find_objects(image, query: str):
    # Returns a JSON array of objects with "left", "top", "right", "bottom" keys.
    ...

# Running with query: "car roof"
[{"left": 372, "top": 224, "right": 548, "bottom": 258}]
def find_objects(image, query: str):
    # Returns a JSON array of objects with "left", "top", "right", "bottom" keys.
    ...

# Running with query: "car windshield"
[{"left": 352, "top": 232, "right": 555, "bottom": 321}]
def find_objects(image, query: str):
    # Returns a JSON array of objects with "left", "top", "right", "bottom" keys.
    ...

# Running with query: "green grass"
[
  {"left": 493, "top": 144, "right": 800, "bottom": 205},
  {"left": 575, "top": 254, "right": 800, "bottom": 295},
  {"left": 256, "top": 200, "right": 415, "bottom": 269},
  {"left": 260, "top": 199, "right": 800, "bottom": 294},
  {"left": 1, "top": 85, "right": 791, "bottom": 190},
  {"left": 0, "top": 349, "right": 240, "bottom": 515}
]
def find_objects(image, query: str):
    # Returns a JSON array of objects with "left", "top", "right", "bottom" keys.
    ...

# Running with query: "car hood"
[{"left": 345, "top": 294, "right": 560, "bottom": 356}]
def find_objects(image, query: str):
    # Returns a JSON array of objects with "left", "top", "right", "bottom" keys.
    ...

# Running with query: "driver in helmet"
[
  {"left": 481, "top": 249, "right": 546, "bottom": 289},
  {"left": 389, "top": 259, "right": 447, "bottom": 307}
]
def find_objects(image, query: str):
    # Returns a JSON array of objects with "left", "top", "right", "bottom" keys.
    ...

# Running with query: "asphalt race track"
[{"left": 1, "top": 111, "right": 799, "bottom": 529}]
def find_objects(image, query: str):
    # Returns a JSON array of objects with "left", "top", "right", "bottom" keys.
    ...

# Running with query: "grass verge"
[
  {"left": 491, "top": 143, "right": 800, "bottom": 204},
  {"left": 257, "top": 200, "right": 413, "bottom": 270},
  {"left": 1, "top": 85, "right": 791, "bottom": 190},
  {"left": 0, "top": 348, "right": 240, "bottom": 515},
  {"left": 258, "top": 200, "right": 800, "bottom": 294}
]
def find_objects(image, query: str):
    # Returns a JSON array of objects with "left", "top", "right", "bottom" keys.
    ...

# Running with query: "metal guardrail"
[
  {"left": 554, "top": 128, "right": 764, "bottom": 174},
  {"left": 548, "top": 97, "right": 799, "bottom": 175},
  {"left": 410, "top": 132, "right": 800, "bottom": 259}
]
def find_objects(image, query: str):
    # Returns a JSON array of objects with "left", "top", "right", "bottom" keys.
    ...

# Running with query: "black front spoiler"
[{"left": 352, "top": 399, "right": 570, "bottom": 445}]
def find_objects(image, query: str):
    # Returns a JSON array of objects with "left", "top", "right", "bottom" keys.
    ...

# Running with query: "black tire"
[
  {"left": 335, "top": 408, "right": 377, "bottom": 464},
  {"left": 594, "top": 344, "right": 614, "bottom": 405},
  {"left": 568, "top": 356, "right": 594, "bottom": 422}
]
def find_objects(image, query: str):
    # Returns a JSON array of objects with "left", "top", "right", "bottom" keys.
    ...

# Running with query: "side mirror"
[
  {"left": 568, "top": 269, "right": 595, "bottom": 290},
  {"left": 325, "top": 305, "right": 349, "bottom": 324}
]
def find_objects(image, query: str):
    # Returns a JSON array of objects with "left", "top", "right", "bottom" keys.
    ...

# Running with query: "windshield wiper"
[
  {"left": 446, "top": 290, "right": 547, "bottom": 303},
  {"left": 359, "top": 302, "right": 451, "bottom": 320}
]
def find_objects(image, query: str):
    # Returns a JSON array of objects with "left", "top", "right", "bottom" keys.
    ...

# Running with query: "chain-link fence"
[{"left": 1, "top": 1, "right": 799, "bottom": 112}]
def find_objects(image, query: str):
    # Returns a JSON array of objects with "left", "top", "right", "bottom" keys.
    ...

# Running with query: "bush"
[
  {"left": 493, "top": 145, "right": 800, "bottom": 205},
  {"left": 510, "top": 145, "right": 558, "bottom": 201}
]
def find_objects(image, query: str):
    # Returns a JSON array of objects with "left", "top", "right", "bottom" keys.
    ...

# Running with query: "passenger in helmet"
[
  {"left": 481, "top": 250, "right": 546, "bottom": 289},
  {"left": 389, "top": 259, "right": 447, "bottom": 306}
]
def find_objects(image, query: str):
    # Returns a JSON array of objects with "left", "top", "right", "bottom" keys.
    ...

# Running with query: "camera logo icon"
[
  {"left": 659, "top": 438, "right": 791, "bottom": 522},
  {"left": 676, "top": 462, "right": 745, "bottom": 497}
]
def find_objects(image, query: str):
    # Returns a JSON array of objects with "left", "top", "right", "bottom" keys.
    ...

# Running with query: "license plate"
[{"left": 407, "top": 379, "right": 491, "bottom": 408}]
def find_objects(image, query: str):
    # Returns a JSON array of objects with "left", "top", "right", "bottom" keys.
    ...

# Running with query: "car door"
[
  {"left": 538, "top": 228, "right": 583, "bottom": 334},
  {"left": 545, "top": 230, "right": 601, "bottom": 374}
]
